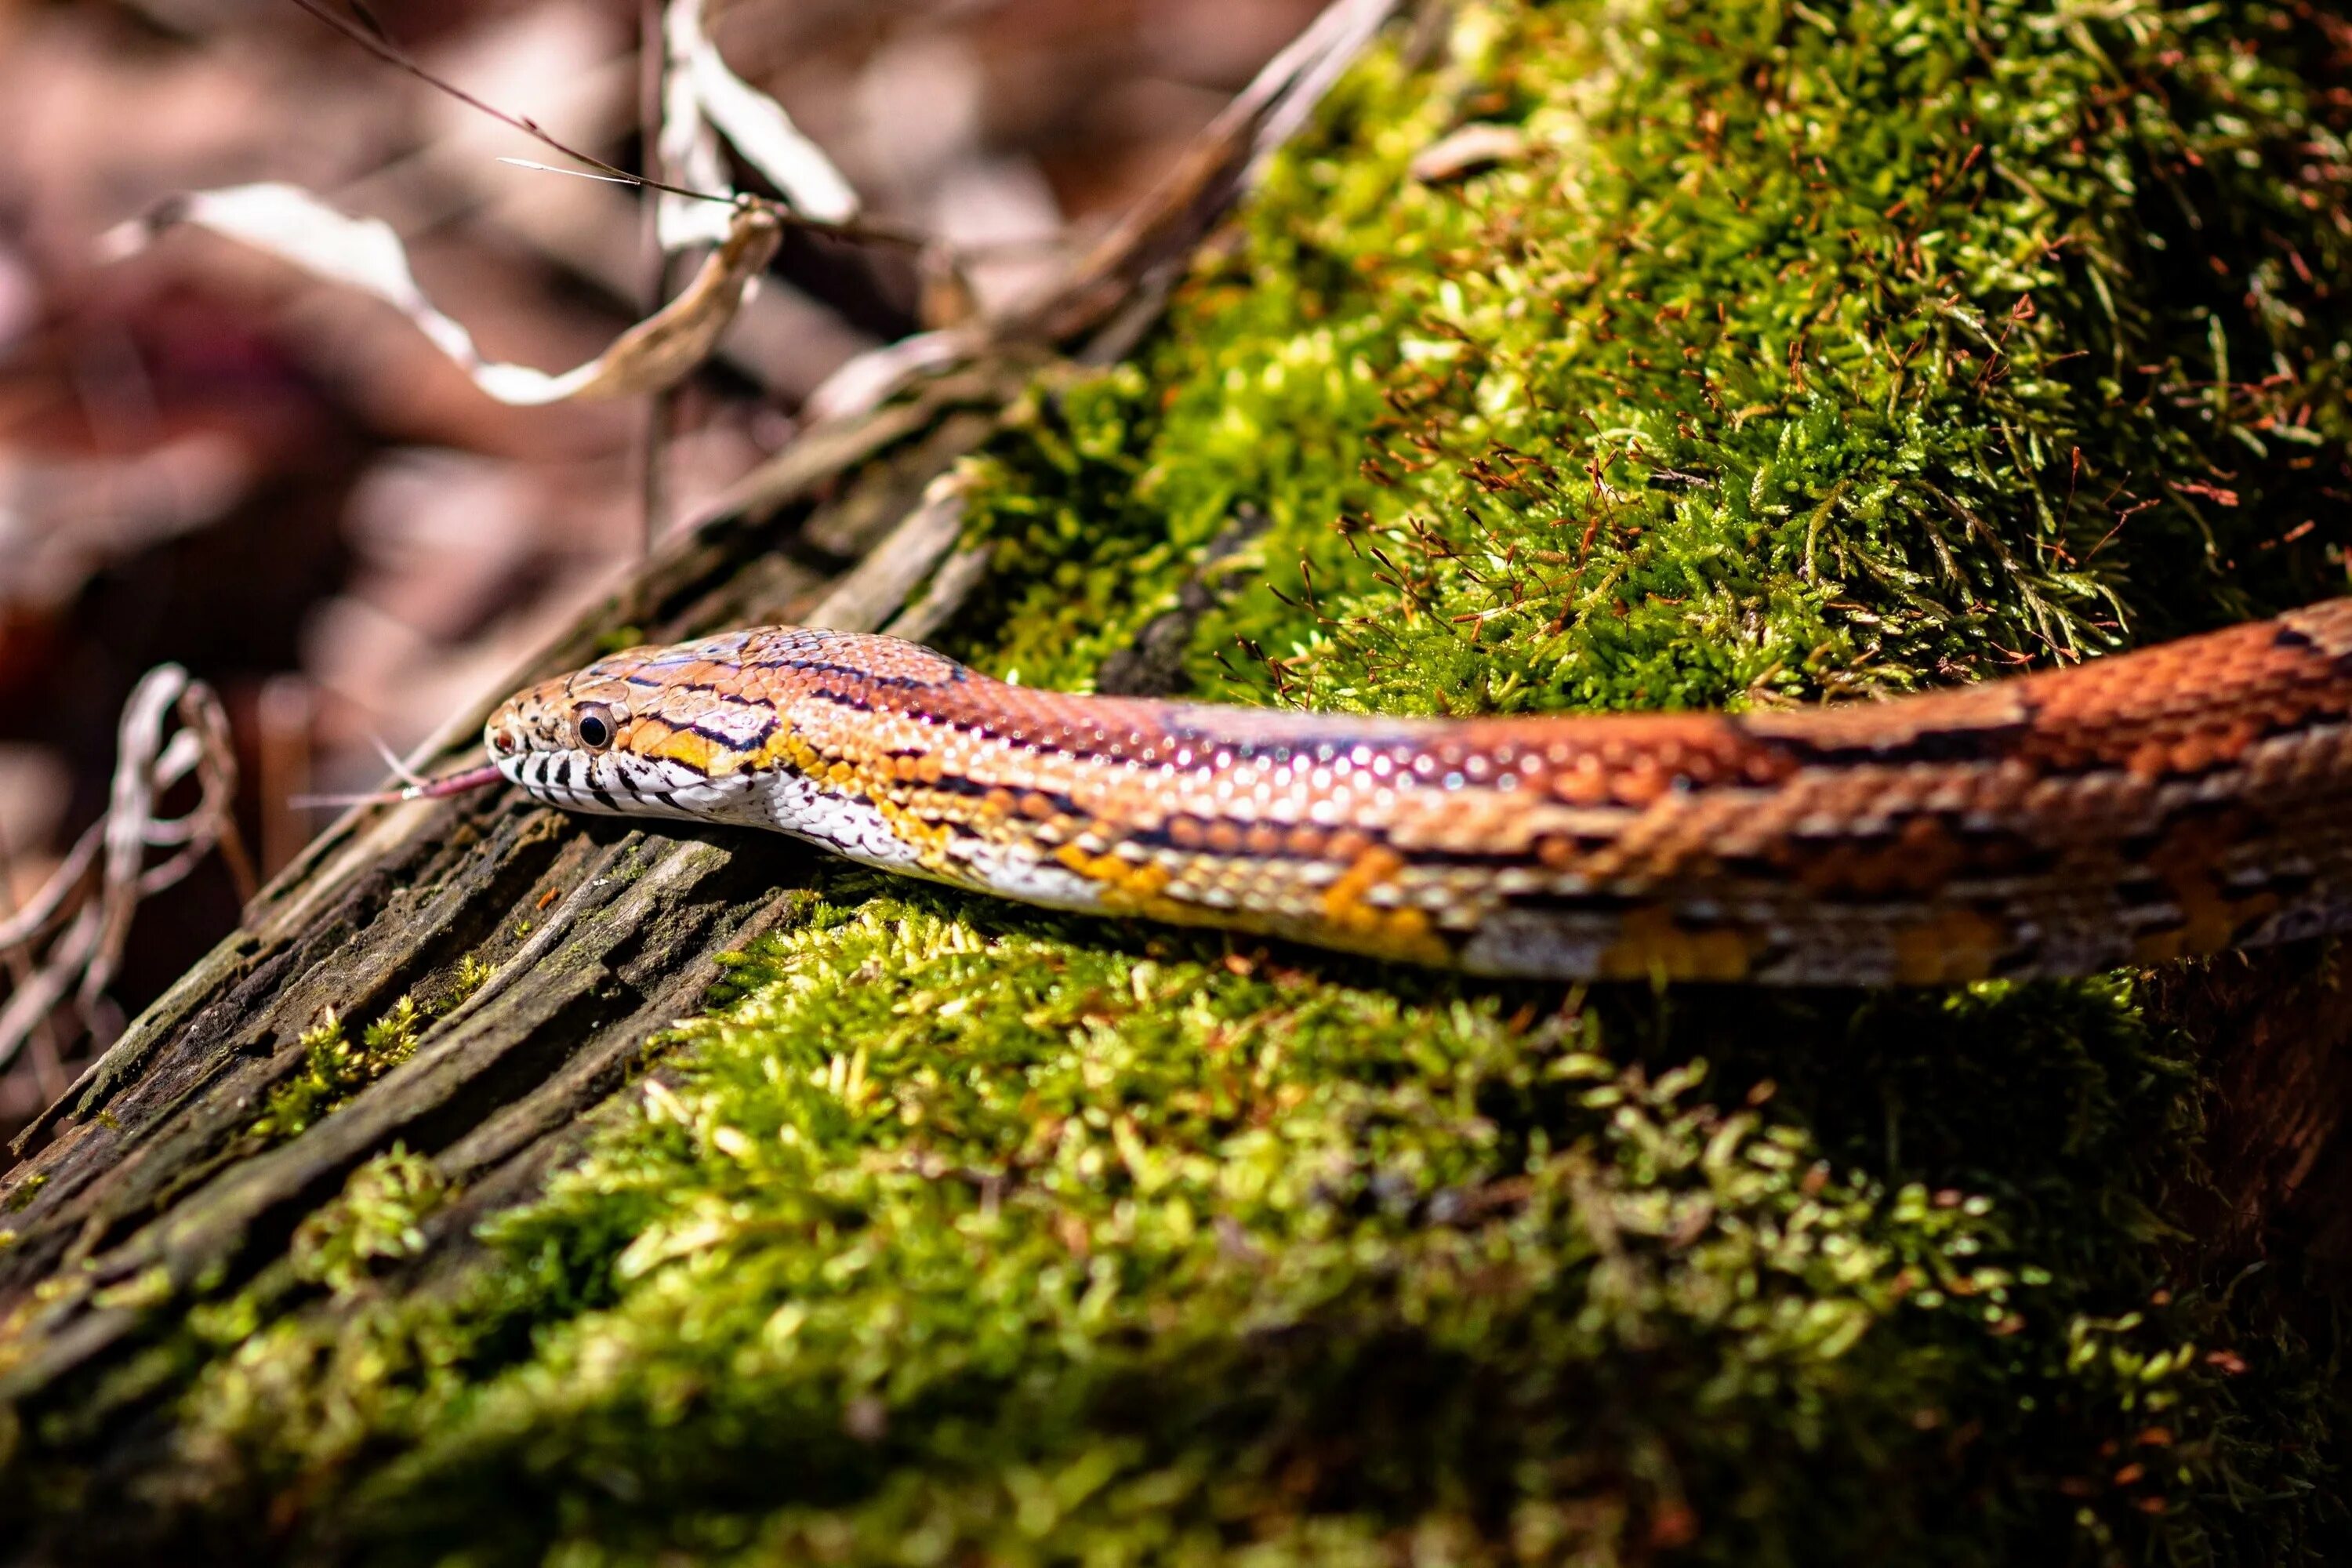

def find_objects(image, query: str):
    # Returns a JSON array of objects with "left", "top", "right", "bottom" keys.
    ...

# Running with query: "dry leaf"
[
  {"left": 658, "top": 0, "right": 859, "bottom": 248},
  {"left": 658, "top": 0, "right": 736, "bottom": 251},
  {"left": 103, "top": 184, "right": 782, "bottom": 405},
  {"left": 558, "top": 201, "right": 782, "bottom": 397},
  {"left": 685, "top": 18, "right": 859, "bottom": 222}
]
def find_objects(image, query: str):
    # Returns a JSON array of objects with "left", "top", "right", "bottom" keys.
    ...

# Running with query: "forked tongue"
[{"left": 290, "top": 762, "right": 507, "bottom": 811}]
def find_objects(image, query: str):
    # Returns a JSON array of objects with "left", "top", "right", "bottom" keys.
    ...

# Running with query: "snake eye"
[{"left": 574, "top": 704, "right": 616, "bottom": 752}]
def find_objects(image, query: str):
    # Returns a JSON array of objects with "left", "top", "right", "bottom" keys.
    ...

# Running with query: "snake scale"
[{"left": 476, "top": 597, "right": 2352, "bottom": 985}]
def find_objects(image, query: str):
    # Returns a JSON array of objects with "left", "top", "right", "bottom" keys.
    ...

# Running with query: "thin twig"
[
  {"left": 290, "top": 0, "right": 715, "bottom": 202},
  {"left": 0, "top": 811, "right": 66, "bottom": 1093},
  {"left": 639, "top": 0, "right": 678, "bottom": 552},
  {"left": 286, "top": 0, "right": 931, "bottom": 252}
]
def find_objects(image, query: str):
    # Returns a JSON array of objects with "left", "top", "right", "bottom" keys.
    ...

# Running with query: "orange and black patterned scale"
[{"left": 484, "top": 598, "right": 2352, "bottom": 984}]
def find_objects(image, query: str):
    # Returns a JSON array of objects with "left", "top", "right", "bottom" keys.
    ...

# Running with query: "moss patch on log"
[
  {"left": 43, "top": 1, "right": 2352, "bottom": 1563},
  {"left": 958, "top": 0, "right": 2351, "bottom": 713},
  {"left": 174, "top": 887, "right": 2332, "bottom": 1566}
]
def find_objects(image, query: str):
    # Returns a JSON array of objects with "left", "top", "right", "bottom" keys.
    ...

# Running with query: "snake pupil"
[{"left": 575, "top": 706, "right": 614, "bottom": 751}]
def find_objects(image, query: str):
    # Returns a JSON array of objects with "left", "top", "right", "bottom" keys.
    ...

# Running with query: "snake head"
[
  {"left": 484, "top": 662, "right": 647, "bottom": 817},
  {"left": 484, "top": 630, "right": 808, "bottom": 826}
]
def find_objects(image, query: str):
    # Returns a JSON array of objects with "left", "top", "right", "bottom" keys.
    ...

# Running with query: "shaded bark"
[{"left": 2154, "top": 951, "right": 2352, "bottom": 1288}]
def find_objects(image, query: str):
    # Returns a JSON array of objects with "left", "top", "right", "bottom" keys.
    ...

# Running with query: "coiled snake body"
[{"left": 484, "top": 598, "right": 2352, "bottom": 985}]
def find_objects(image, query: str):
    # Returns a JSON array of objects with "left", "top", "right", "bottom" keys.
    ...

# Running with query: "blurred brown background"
[{"left": 0, "top": 0, "right": 1327, "bottom": 1128}]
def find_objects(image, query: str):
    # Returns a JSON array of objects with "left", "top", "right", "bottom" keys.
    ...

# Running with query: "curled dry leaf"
[
  {"left": 683, "top": 9, "right": 859, "bottom": 223},
  {"left": 565, "top": 201, "right": 783, "bottom": 397},
  {"left": 0, "top": 666, "right": 252, "bottom": 1077},
  {"left": 102, "top": 185, "right": 782, "bottom": 405},
  {"left": 658, "top": 0, "right": 860, "bottom": 249}
]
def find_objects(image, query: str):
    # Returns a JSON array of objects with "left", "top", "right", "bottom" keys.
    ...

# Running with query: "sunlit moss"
[
  {"left": 953, "top": 0, "right": 2350, "bottom": 711},
  {"left": 290, "top": 1146, "right": 448, "bottom": 1300},
  {"left": 248, "top": 954, "right": 498, "bottom": 1143},
  {"left": 160, "top": 884, "right": 2335, "bottom": 1565},
  {"left": 248, "top": 1001, "right": 428, "bottom": 1145}
]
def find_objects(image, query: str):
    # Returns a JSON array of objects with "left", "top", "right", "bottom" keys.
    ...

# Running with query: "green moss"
[
  {"left": 24, "top": 1, "right": 2352, "bottom": 1562},
  {"left": 952, "top": 0, "right": 2350, "bottom": 711},
  {"left": 249, "top": 1002, "right": 428, "bottom": 1144},
  {"left": 290, "top": 1146, "right": 448, "bottom": 1299},
  {"left": 448, "top": 952, "right": 497, "bottom": 1004},
  {"left": 248, "top": 956, "right": 495, "bottom": 1142},
  {"left": 159, "top": 887, "right": 2333, "bottom": 1565},
  {"left": 595, "top": 626, "right": 649, "bottom": 655}
]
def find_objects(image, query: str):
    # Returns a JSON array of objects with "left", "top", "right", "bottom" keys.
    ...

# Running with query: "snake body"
[{"left": 485, "top": 598, "right": 2352, "bottom": 985}]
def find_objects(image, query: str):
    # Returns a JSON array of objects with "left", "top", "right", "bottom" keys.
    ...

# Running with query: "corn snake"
[{"left": 477, "top": 598, "right": 2352, "bottom": 985}]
